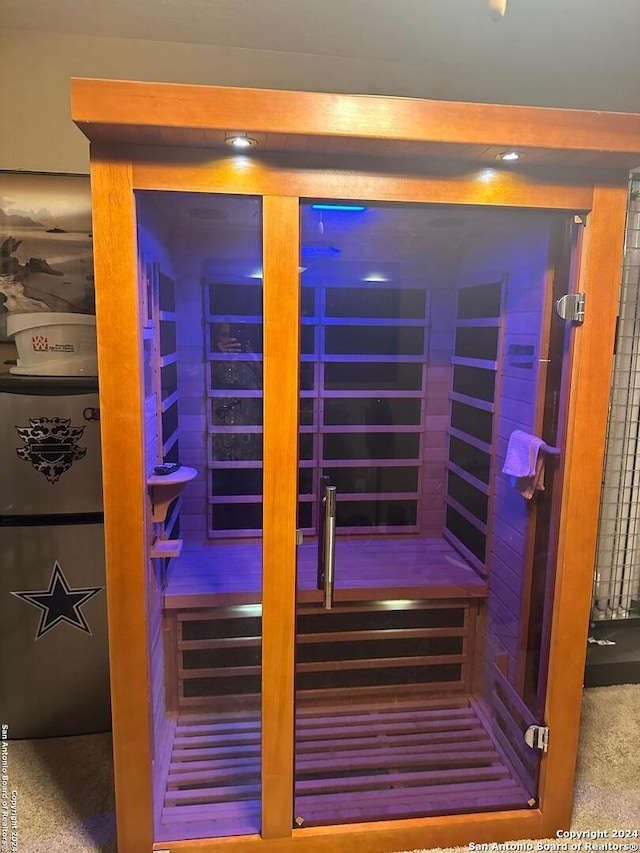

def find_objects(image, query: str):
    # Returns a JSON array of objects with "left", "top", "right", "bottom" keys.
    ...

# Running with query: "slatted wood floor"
[
  {"left": 157, "top": 697, "right": 530, "bottom": 840},
  {"left": 294, "top": 697, "right": 530, "bottom": 825}
]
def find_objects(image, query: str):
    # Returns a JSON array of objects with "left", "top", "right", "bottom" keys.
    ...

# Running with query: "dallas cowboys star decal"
[{"left": 11, "top": 561, "right": 103, "bottom": 640}]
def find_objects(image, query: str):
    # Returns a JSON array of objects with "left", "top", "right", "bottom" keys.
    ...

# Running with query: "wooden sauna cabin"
[{"left": 71, "top": 79, "right": 640, "bottom": 853}]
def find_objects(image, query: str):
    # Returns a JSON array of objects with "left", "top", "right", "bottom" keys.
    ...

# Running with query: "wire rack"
[{"left": 593, "top": 174, "right": 640, "bottom": 621}]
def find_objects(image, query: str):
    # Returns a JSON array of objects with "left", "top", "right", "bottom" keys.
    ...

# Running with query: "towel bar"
[{"left": 540, "top": 442, "right": 561, "bottom": 456}]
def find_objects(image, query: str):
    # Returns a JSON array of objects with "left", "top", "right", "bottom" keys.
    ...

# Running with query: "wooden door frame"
[{"left": 78, "top": 82, "right": 634, "bottom": 853}]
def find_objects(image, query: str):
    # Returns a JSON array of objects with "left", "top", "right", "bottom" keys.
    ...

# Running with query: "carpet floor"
[{"left": 9, "top": 685, "right": 640, "bottom": 852}]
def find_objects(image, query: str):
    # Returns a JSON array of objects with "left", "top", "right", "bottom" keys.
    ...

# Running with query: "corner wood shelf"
[
  {"left": 147, "top": 466, "right": 198, "bottom": 523},
  {"left": 150, "top": 538, "right": 183, "bottom": 559},
  {"left": 148, "top": 466, "right": 197, "bottom": 558}
]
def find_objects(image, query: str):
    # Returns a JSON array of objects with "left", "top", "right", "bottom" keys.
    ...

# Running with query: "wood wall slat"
[
  {"left": 491, "top": 692, "right": 537, "bottom": 778},
  {"left": 442, "top": 529, "right": 486, "bottom": 575},
  {"left": 445, "top": 462, "right": 491, "bottom": 495},
  {"left": 449, "top": 391, "right": 495, "bottom": 413}
]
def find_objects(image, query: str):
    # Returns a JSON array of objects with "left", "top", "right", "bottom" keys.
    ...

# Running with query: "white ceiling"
[
  {"left": 5, "top": 0, "right": 640, "bottom": 111},
  {"left": 1, "top": 0, "right": 635, "bottom": 63}
]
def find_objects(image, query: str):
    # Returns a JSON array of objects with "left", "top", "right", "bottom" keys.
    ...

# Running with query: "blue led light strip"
[{"left": 310, "top": 204, "right": 367, "bottom": 211}]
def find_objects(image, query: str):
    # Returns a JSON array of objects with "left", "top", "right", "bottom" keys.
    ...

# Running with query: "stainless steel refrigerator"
[{"left": 0, "top": 375, "right": 110, "bottom": 739}]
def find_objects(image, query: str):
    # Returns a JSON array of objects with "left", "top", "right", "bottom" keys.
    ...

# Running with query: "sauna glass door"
[
  {"left": 293, "top": 201, "right": 576, "bottom": 827},
  {"left": 135, "top": 191, "right": 265, "bottom": 843}
]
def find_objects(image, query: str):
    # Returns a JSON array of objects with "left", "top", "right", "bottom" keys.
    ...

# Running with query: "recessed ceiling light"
[
  {"left": 497, "top": 151, "right": 524, "bottom": 161},
  {"left": 363, "top": 273, "right": 389, "bottom": 282},
  {"left": 226, "top": 135, "right": 258, "bottom": 149}
]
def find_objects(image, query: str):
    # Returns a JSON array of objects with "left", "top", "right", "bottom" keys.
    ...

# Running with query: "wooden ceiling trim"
[
  {"left": 72, "top": 78, "right": 640, "bottom": 166},
  {"left": 78, "top": 123, "right": 640, "bottom": 172},
  {"left": 124, "top": 147, "right": 595, "bottom": 211},
  {"left": 116, "top": 143, "right": 625, "bottom": 190}
]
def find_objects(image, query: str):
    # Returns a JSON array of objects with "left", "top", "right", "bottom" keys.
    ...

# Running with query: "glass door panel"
[
  {"left": 294, "top": 200, "right": 576, "bottom": 827},
  {"left": 135, "top": 191, "right": 264, "bottom": 843}
]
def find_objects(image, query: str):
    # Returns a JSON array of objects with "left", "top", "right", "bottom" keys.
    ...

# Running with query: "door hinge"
[
  {"left": 524, "top": 724, "right": 549, "bottom": 752},
  {"left": 296, "top": 529, "right": 304, "bottom": 546},
  {"left": 555, "top": 292, "right": 585, "bottom": 325},
  {"left": 573, "top": 213, "right": 587, "bottom": 226}
]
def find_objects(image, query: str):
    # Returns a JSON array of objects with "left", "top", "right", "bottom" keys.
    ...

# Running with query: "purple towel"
[{"left": 502, "top": 430, "right": 545, "bottom": 478}]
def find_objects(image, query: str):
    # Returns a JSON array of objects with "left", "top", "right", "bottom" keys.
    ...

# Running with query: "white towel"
[
  {"left": 503, "top": 430, "right": 546, "bottom": 499},
  {"left": 503, "top": 430, "right": 544, "bottom": 478}
]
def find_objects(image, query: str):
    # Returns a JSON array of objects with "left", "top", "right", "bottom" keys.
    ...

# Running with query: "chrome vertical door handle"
[
  {"left": 323, "top": 486, "right": 337, "bottom": 610},
  {"left": 317, "top": 475, "right": 329, "bottom": 592}
]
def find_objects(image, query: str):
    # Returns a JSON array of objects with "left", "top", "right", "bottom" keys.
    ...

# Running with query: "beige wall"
[
  {"left": 0, "top": 27, "right": 455, "bottom": 175},
  {"left": 4, "top": 24, "right": 640, "bottom": 176}
]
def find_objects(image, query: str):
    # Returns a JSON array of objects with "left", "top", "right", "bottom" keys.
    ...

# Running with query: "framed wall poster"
[{"left": 0, "top": 171, "right": 95, "bottom": 342}]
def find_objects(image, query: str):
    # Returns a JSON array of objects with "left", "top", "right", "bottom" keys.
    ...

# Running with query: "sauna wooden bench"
[
  {"left": 159, "top": 537, "right": 487, "bottom": 714},
  {"left": 162, "top": 536, "right": 488, "bottom": 608}
]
